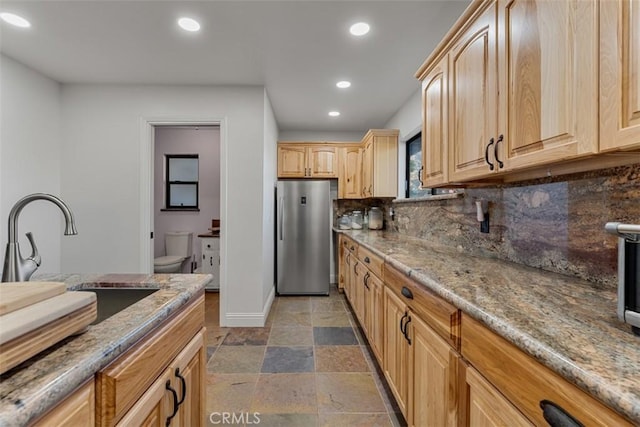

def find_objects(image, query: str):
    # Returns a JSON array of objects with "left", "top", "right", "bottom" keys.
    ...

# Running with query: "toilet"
[{"left": 154, "top": 231, "right": 193, "bottom": 273}]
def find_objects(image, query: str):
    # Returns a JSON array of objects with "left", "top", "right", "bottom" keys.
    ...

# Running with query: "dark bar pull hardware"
[
  {"left": 364, "top": 256, "right": 370, "bottom": 264},
  {"left": 175, "top": 368, "right": 187, "bottom": 406},
  {"left": 494, "top": 134, "right": 504, "bottom": 169},
  {"left": 540, "top": 400, "right": 584, "bottom": 427},
  {"left": 485, "top": 138, "right": 495, "bottom": 170},
  {"left": 418, "top": 166, "right": 424, "bottom": 185},
  {"left": 399, "top": 312, "right": 408, "bottom": 335},
  {"left": 404, "top": 316, "right": 412, "bottom": 345},
  {"left": 363, "top": 272, "right": 370, "bottom": 289},
  {"left": 165, "top": 380, "right": 179, "bottom": 426},
  {"left": 401, "top": 286, "right": 414, "bottom": 300}
]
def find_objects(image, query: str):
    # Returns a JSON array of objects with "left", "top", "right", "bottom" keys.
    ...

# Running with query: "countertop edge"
[{"left": 334, "top": 228, "right": 638, "bottom": 422}]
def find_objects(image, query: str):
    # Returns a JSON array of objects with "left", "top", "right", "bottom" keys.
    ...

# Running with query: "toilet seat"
[{"left": 154, "top": 255, "right": 185, "bottom": 267}]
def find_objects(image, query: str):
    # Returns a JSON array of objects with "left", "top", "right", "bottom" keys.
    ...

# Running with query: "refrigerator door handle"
[{"left": 279, "top": 196, "right": 284, "bottom": 241}]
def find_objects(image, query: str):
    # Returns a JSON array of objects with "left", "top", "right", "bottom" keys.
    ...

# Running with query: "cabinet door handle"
[
  {"left": 418, "top": 165, "right": 424, "bottom": 185},
  {"left": 210, "top": 257, "right": 213, "bottom": 266},
  {"left": 175, "top": 368, "right": 187, "bottom": 406},
  {"left": 363, "top": 272, "right": 370, "bottom": 289},
  {"left": 399, "top": 312, "right": 408, "bottom": 335},
  {"left": 485, "top": 138, "right": 495, "bottom": 170},
  {"left": 346, "top": 253, "right": 351, "bottom": 266},
  {"left": 404, "top": 316, "right": 412, "bottom": 345},
  {"left": 540, "top": 400, "right": 584, "bottom": 427},
  {"left": 165, "top": 380, "right": 179, "bottom": 426},
  {"left": 494, "top": 134, "right": 504, "bottom": 169},
  {"left": 401, "top": 286, "right": 414, "bottom": 300}
]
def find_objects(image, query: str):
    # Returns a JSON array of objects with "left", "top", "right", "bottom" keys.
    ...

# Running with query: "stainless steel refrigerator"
[{"left": 276, "top": 180, "right": 330, "bottom": 295}]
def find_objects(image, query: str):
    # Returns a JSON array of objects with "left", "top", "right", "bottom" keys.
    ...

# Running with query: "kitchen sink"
[{"left": 82, "top": 288, "right": 159, "bottom": 324}]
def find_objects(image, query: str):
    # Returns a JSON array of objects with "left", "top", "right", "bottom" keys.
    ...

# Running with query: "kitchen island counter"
[
  {"left": 336, "top": 228, "right": 640, "bottom": 423},
  {"left": 0, "top": 273, "right": 211, "bottom": 426}
]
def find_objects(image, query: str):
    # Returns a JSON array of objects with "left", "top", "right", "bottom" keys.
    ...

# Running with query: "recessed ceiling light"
[
  {"left": 336, "top": 81, "right": 351, "bottom": 89},
  {"left": 178, "top": 17, "right": 200, "bottom": 32},
  {"left": 0, "top": 12, "right": 31, "bottom": 28},
  {"left": 349, "top": 22, "right": 370, "bottom": 36},
  {"left": 328, "top": 111, "right": 341, "bottom": 117}
]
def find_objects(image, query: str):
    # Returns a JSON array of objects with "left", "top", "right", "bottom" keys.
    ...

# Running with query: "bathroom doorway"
[{"left": 152, "top": 125, "right": 221, "bottom": 289}]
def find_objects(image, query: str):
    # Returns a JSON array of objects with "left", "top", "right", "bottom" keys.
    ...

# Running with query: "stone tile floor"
[{"left": 204, "top": 287, "right": 406, "bottom": 427}]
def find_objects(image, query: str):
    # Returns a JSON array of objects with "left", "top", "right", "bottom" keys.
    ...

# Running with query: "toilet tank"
[{"left": 165, "top": 231, "right": 193, "bottom": 257}]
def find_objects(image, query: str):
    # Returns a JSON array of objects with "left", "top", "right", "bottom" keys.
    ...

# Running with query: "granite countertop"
[
  {"left": 336, "top": 229, "right": 640, "bottom": 423},
  {"left": 0, "top": 273, "right": 211, "bottom": 427}
]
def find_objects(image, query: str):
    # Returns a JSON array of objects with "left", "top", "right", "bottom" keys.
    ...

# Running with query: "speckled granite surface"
[
  {"left": 0, "top": 273, "right": 210, "bottom": 427},
  {"left": 336, "top": 229, "right": 640, "bottom": 423}
]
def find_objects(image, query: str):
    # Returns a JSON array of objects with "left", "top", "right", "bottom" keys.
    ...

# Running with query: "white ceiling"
[{"left": 0, "top": 0, "right": 470, "bottom": 132}]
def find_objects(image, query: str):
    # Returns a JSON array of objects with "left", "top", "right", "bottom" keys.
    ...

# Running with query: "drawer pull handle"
[
  {"left": 540, "top": 400, "right": 584, "bottom": 427},
  {"left": 401, "top": 286, "right": 414, "bottom": 300},
  {"left": 364, "top": 256, "right": 370, "bottom": 263},
  {"left": 485, "top": 138, "right": 495, "bottom": 170},
  {"left": 175, "top": 368, "right": 187, "bottom": 406},
  {"left": 363, "top": 272, "right": 370, "bottom": 289},
  {"left": 165, "top": 380, "right": 179, "bottom": 426},
  {"left": 350, "top": 246, "right": 355, "bottom": 251}
]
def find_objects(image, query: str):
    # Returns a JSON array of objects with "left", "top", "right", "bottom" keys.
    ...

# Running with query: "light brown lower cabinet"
[
  {"left": 463, "top": 365, "right": 532, "bottom": 427},
  {"left": 32, "top": 379, "right": 95, "bottom": 426},
  {"left": 382, "top": 287, "right": 409, "bottom": 417},
  {"left": 364, "top": 271, "right": 384, "bottom": 362}
]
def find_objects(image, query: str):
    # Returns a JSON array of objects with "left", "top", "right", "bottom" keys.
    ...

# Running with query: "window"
[
  {"left": 165, "top": 154, "right": 199, "bottom": 210},
  {"left": 405, "top": 133, "right": 463, "bottom": 198},
  {"left": 406, "top": 134, "right": 432, "bottom": 198}
]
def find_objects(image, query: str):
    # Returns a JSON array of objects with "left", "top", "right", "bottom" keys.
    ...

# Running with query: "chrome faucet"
[{"left": 2, "top": 193, "right": 78, "bottom": 282}]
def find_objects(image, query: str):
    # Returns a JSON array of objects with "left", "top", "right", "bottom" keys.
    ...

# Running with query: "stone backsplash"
[{"left": 335, "top": 164, "right": 640, "bottom": 289}]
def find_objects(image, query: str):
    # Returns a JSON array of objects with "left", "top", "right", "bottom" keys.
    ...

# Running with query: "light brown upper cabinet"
[
  {"left": 277, "top": 144, "right": 338, "bottom": 178},
  {"left": 448, "top": 1, "right": 499, "bottom": 182},
  {"left": 421, "top": 56, "right": 449, "bottom": 187},
  {"left": 600, "top": 0, "right": 640, "bottom": 151},
  {"left": 338, "top": 146, "right": 362, "bottom": 199},
  {"left": 361, "top": 129, "right": 399, "bottom": 198},
  {"left": 498, "top": 0, "right": 599, "bottom": 170}
]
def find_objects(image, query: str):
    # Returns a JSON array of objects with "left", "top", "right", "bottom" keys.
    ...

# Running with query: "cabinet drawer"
[
  {"left": 384, "top": 264, "right": 460, "bottom": 349},
  {"left": 461, "top": 314, "right": 632, "bottom": 426},
  {"left": 357, "top": 245, "right": 383, "bottom": 280},
  {"left": 341, "top": 236, "right": 358, "bottom": 256},
  {"left": 96, "top": 294, "right": 205, "bottom": 426}
]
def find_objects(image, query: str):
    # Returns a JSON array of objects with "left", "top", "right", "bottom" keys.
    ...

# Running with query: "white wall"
[
  {"left": 0, "top": 54, "right": 65, "bottom": 275},
  {"left": 60, "top": 84, "right": 268, "bottom": 325},
  {"left": 384, "top": 89, "right": 422, "bottom": 198},
  {"left": 262, "top": 91, "right": 278, "bottom": 307},
  {"left": 278, "top": 130, "right": 364, "bottom": 142},
  {"left": 153, "top": 126, "right": 220, "bottom": 268}
]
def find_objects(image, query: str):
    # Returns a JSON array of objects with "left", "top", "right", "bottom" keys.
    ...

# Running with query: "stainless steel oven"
[{"left": 605, "top": 222, "right": 640, "bottom": 336}]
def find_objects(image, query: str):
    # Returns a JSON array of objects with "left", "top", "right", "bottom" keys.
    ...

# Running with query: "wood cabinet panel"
[
  {"left": 464, "top": 366, "right": 532, "bottom": 427},
  {"left": 356, "top": 245, "right": 383, "bottom": 281},
  {"left": 33, "top": 380, "right": 95, "bottom": 427},
  {"left": 421, "top": 57, "right": 449, "bottom": 187},
  {"left": 372, "top": 135, "right": 398, "bottom": 197},
  {"left": 277, "top": 146, "right": 307, "bottom": 177},
  {"left": 408, "top": 313, "right": 458, "bottom": 427},
  {"left": 361, "top": 139, "right": 374, "bottom": 197},
  {"left": 600, "top": 0, "right": 640, "bottom": 151},
  {"left": 115, "top": 368, "right": 172, "bottom": 427},
  {"left": 171, "top": 329, "right": 206, "bottom": 427},
  {"left": 338, "top": 146, "right": 362, "bottom": 199},
  {"left": 367, "top": 273, "right": 384, "bottom": 363},
  {"left": 449, "top": 2, "right": 499, "bottom": 181},
  {"left": 383, "top": 287, "right": 408, "bottom": 417},
  {"left": 461, "top": 314, "right": 633, "bottom": 426},
  {"left": 308, "top": 146, "right": 338, "bottom": 178},
  {"left": 498, "top": 0, "right": 598, "bottom": 169},
  {"left": 97, "top": 295, "right": 204, "bottom": 426}
]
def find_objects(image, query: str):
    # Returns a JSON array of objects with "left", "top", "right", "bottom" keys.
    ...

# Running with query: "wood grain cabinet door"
[
  {"left": 408, "top": 313, "right": 459, "bottom": 427},
  {"left": 277, "top": 146, "right": 307, "bottom": 177},
  {"left": 600, "top": 0, "right": 640, "bottom": 151},
  {"left": 308, "top": 146, "right": 338, "bottom": 178},
  {"left": 421, "top": 56, "right": 449, "bottom": 188},
  {"left": 498, "top": 0, "right": 599, "bottom": 170},
  {"left": 361, "top": 139, "right": 374, "bottom": 197},
  {"left": 449, "top": 1, "right": 499, "bottom": 182},
  {"left": 171, "top": 329, "right": 206, "bottom": 427},
  {"left": 383, "top": 287, "right": 409, "bottom": 417},
  {"left": 338, "top": 147, "right": 362, "bottom": 198}
]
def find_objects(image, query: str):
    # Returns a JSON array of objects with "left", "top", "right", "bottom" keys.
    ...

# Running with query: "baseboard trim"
[{"left": 224, "top": 286, "right": 275, "bottom": 327}]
